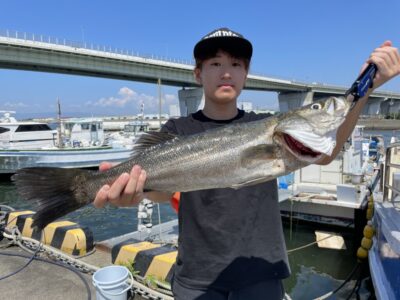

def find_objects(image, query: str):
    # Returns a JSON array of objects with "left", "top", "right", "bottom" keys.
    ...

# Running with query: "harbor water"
[{"left": 0, "top": 180, "right": 374, "bottom": 299}]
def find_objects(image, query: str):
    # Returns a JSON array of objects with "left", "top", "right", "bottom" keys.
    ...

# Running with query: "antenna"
[{"left": 140, "top": 102, "right": 145, "bottom": 121}]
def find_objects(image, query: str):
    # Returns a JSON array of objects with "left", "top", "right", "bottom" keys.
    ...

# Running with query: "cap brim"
[{"left": 194, "top": 36, "right": 253, "bottom": 60}]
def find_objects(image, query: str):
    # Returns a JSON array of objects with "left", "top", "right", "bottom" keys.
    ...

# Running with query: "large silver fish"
[{"left": 12, "top": 96, "right": 351, "bottom": 229}]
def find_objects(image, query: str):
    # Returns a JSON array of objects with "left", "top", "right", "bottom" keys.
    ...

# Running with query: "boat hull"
[
  {"left": 0, "top": 147, "right": 132, "bottom": 173},
  {"left": 369, "top": 202, "right": 400, "bottom": 300}
]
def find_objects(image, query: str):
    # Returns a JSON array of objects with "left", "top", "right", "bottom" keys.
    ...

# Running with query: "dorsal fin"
[{"left": 132, "top": 131, "right": 178, "bottom": 153}]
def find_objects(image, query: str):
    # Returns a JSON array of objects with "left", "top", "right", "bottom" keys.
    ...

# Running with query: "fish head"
[{"left": 274, "top": 96, "right": 350, "bottom": 163}]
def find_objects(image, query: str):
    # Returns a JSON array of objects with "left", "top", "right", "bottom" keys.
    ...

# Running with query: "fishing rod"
[{"left": 345, "top": 63, "right": 377, "bottom": 108}]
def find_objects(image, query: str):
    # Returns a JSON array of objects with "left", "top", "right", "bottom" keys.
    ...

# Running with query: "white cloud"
[
  {"left": 3, "top": 101, "right": 29, "bottom": 108},
  {"left": 165, "top": 93, "right": 178, "bottom": 104},
  {"left": 1, "top": 88, "right": 180, "bottom": 117},
  {"left": 86, "top": 87, "right": 140, "bottom": 108},
  {"left": 86, "top": 87, "right": 178, "bottom": 113},
  {"left": 118, "top": 87, "right": 136, "bottom": 98}
]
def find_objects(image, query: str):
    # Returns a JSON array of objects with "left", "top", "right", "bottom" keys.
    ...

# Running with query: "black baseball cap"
[{"left": 193, "top": 27, "right": 253, "bottom": 60}]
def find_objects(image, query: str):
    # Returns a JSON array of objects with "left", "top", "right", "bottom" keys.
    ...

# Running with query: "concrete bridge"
[{"left": 1, "top": 30, "right": 399, "bottom": 115}]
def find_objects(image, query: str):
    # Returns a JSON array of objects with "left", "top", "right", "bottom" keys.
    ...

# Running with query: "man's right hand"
[{"left": 93, "top": 162, "right": 147, "bottom": 208}]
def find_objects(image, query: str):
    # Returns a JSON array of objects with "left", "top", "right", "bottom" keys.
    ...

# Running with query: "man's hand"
[
  {"left": 93, "top": 162, "right": 147, "bottom": 208},
  {"left": 363, "top": 41, "right": 400, "bottom": 89}
]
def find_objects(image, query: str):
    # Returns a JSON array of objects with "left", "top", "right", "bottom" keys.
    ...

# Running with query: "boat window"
[
  {"left": 0, "top": 127, "right": 10, "bottom": 134},
  {"left": 91, "top": 124, "right": 97, "bottom": 132},
  {"left": 15, "top": 124, "right": 52, "bottom": 132},
  {"left": 124, "top": 125, "right": 134, "bottom": 132},
  {"left": 82, "top": 123, "right": 90, "bottom": 130}
]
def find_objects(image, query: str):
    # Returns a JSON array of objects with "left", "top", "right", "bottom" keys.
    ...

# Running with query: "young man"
[{"left": 94, "top": 28, "right": 400, "bottom": 299}]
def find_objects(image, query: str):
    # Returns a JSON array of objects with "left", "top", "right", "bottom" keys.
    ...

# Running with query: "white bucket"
[
  {"left": 92, "top": 265, "right": 133, "bottom": 300},
  {"left": 351, "top": 173, "right": 363, "bottom": 184}
]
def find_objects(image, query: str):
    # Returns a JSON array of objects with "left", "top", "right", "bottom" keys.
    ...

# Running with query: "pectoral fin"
[{"left": 240, "top": 144, "right": 277, "bottom": 168}]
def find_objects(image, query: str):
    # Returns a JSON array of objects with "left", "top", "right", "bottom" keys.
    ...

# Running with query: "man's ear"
[{"left": 194, "top": 68, "right": 202, "bottom": 85}]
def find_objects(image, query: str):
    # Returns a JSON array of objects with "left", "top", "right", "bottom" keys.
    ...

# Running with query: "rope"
[
  {"left": 287, "top": 221, "right": 353, "bottom": 254},
  {"left": 3, "top": 230, "right": 100, "bottom": 272},
  {"left": 0, "top": 204, "right": 16, "bottom": 211},
  {"left": 157, "top": 203, "right": 164, "bottom": 243},
  {"left": 287, "top": 233, "right": 338, "bottom": 254},
  {"left": 0, "top": 205, "right": 17, "bottom": 225}
]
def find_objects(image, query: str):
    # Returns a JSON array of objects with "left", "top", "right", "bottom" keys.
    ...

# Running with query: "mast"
[
  {"left": 140, "top": 102, "right": 145, "bottom": 122},
  {"left": 57, "top": 98, "right": 64, "bottom": 148},
  {"left": 158, "top": 78, "right": 162, "bottom": 129}
]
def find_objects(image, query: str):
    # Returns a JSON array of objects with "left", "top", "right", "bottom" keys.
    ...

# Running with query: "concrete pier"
[{"left": 0, "top": 242, "right": 97, "bottom": 299}]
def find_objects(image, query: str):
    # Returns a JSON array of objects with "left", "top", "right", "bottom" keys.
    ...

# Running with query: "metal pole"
[
  {"left": 158, "top": 78, "right": 162, "bottom": 129},
  {"left": 57, "top": 98, "right": 64, "bottom": 148}
]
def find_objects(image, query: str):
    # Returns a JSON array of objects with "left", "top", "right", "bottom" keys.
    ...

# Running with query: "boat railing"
[{"left": 382, "top": 142, "right": 400, "bottom": 208}]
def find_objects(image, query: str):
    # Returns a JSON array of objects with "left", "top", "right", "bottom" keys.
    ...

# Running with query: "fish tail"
[{"left": 12, "top": 167, "right": 94, "bottom": 230}]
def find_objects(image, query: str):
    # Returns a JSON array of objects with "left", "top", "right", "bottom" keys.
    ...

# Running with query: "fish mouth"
[
  {"left": 282, "top": 133, "right": 322, "bottom": 159},
  {"left": 274, "top": 132, "right": 325, "bottom": 163}
]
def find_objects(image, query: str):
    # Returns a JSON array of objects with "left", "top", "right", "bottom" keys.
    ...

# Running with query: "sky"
[{"left": 0, "top": 0, "right": 399, "bottom": 118}]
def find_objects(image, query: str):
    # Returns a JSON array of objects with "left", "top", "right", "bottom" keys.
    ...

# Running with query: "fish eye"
[{"left": 311, "top": 103, "right": 322, "bottom": 110}]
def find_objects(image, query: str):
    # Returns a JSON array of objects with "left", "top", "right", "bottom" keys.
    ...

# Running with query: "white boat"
[
  {"left": 0, "top": 111, "right": 132, "bottom": 173},
  {"left": 0, "top": 111, "right": 57, "bottom": 150},
  {"left": 106, "top": 119, "right": 150, "bottom": 148},
  {"left": 369, "top": 142, "right": 400, "bottom": 300}
]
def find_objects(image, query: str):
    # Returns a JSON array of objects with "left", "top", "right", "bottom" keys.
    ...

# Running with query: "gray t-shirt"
[{"left": 162, "top": 109, "right": 290, "bottom": 290}]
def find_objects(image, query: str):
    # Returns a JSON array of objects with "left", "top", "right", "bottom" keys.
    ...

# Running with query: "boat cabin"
[
  {"left": 123, "top": 120, "right": 149, "bottom": 136},
  {"left": 62, "top": 118, "right": 105, "bottom": 147},
  {"left": 0, "top": 111, "right": 56, "bottom": 150}
]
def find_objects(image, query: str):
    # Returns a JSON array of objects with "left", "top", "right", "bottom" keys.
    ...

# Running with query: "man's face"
[{"left": 194, "top": 51, "right": 248, "bottom": 105}]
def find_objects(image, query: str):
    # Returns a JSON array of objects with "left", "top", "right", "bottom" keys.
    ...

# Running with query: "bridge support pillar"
[
  {"left": 381, "top": 98, "right": 400, "bottom": 116},
  {"left": 388, "top": 99, "right": 400, "bottom": 115},
  {"left": 362, "top": 97, "right": 383, "bottom": 115},
  {"left": 178, "top": 88, "right": 204, "bottom": 116},
  {"left": 278, "top": 91, "right": 314, "bottom": 112}
]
